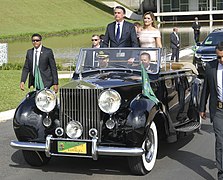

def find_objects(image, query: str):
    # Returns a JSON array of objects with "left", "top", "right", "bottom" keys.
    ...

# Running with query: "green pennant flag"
[
  {"left": 34, "top": 65, "right": 44, "bottom": 90},
  {"left": 141, "top": 64, "right": 159, "bottom": 104}
]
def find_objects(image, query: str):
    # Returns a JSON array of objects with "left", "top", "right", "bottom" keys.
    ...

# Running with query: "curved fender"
[
  {"left": 125, "top": 95, "right": 158, "bottom": 146},
  {"left": 13, "top": 92, "right": 59, "bottom": 142},
  {"left": 126, "top": 95, "right": 157, "bottom": 129}
]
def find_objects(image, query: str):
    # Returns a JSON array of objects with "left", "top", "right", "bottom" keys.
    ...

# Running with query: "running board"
[{"left": 174, "top": 121, "right": 200, "bottom": 132}]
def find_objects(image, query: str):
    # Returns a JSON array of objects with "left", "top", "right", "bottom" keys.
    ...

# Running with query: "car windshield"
[
  {"left": 75, "top": 48, "right": 163, "bottom": 74},
  {"left": 203, "top": 33, "right": 223, "bottom": 46}
]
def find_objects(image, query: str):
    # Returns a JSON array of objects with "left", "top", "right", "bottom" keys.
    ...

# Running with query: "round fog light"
[
  {"left": 105, "top": 119, "right": 115, "bottom": 129},
  {"left": 42, "top": 117, "right": 52, "bottom": 127},
  {"left": 55, "top": 127, "right": 64, "bottom": 137},
  {"left": 66, "top": 121, "right": 83, "bottom": 139}
]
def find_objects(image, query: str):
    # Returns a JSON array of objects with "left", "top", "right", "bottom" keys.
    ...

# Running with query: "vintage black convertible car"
[{"left": 11, "top": 47, "right": 202, "bottom": 175}]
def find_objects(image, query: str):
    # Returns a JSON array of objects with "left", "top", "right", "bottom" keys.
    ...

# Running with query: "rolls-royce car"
[
  {"left": 193, "top": 28, "right": 223, "bottom": 76},
  {"left": 11, "top": 47, "right": 202, "bottom": 175}
]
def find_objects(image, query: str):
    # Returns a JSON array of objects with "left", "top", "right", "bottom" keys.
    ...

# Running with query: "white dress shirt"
[
  {"left": 33, "top": 45, "right": 42, "bottom": 75},
  {"left": 217, "top": 63, "right": 223, "bottom": 102}
]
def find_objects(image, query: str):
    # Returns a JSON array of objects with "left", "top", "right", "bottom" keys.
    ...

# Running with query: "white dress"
[
  {"left": 138, "top": 30, "right": 161, "bottom": 48},
  {"left": 138, "top": 30, "right": 161, "bottom": 60}
]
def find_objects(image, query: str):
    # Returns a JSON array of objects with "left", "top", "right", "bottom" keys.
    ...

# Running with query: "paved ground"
[{"left": 1, "top": 115, "right": 217, "bottom": 180}]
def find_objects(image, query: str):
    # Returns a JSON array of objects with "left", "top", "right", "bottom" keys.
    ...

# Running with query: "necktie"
[{"left": 116, "top": 23, "right": 120, "bottom": 42}]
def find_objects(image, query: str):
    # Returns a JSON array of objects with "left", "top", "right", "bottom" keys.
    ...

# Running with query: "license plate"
[{"left": 57, "top": 141, "right": 87, "bottom": 154}]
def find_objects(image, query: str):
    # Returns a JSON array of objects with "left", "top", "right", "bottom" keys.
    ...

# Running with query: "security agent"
[{"left": 199, "top": 41, "right": 223, "bottom": 180}]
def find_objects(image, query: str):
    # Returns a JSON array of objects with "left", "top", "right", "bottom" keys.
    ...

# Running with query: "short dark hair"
[
  {"left": 140, "top": 52, "right": 151, "bottom": 60},
  {"left": 31, "top": 33, "right": 42, "bottom": 40},
  {"left": 216, "top": 41, "right": 223, "bottom": 51},
  {"left": 115, "top": 6, "right": 126, "bottom": 14}
]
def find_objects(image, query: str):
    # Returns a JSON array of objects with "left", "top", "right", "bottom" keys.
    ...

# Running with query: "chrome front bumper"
[{"left": 10, "top": 135, "right": 145, "bottom": 160}]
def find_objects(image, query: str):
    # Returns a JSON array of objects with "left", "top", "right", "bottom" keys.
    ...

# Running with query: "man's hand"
[
  {"left": 199, "top": 112, "right": 206, "bottom": 119},
  {"left": 20, "top": 82, "right": 25, "bottom": 91},
  {"left": 53, "top": 85, "right": 59, "bottom": 93}
]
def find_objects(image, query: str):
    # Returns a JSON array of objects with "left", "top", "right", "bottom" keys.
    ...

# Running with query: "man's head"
[
  {"left": 216, "top": 42, "right": 223, "bottom": 65},
  {"left": 140, "top": 52, "right": 151, "bottom": 68},
  {"left": 31, "top": 33, "right": 42, "bottom": 49},
  {"left": 92, "top": 34, "right": 100, "bottom": 48},
  {"left": 114, "top": 6, "right": 125, "bottom": 22},
  {"left": 97, "top": 51, "right": 109, "bottom": 68},
  {"left": 195, "top": 17, "right": 198, "bottom": 21},
  {"left": 173, "top": 27, "right": 178, "bottom": 33}
]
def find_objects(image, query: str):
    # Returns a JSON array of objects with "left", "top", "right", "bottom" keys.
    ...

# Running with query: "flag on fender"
[{"left": 141, "top": 64, "right": 159, "bottom": 104}]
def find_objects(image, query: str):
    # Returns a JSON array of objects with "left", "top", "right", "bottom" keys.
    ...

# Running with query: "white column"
[
  {"left": 157, "top": 0, "right": 161, "bottom": 28},
  {"left": 209, "top": 0, "right": 213, "bottom": 28}
]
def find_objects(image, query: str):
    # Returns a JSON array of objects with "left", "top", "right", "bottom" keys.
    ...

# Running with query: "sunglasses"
[
  {"left": 92, "top": 39, "right": 99, "bottom": 41},
  {"left": 32, "top": 39, "right": 41, "bottom": 42}
]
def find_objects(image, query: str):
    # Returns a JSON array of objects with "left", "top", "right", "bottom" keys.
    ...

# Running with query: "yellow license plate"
[{"left": 58, "top": 141, "right": 87, "bottom": 154}]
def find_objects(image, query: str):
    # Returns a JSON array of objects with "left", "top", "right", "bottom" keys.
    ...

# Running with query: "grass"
[
  {"left": 0, "top": 0, "right": 114, "bottom": 112},
  {"left": 0, "top": 70, "right": 70, "bottom": 112},
  {"left": 0, "top": 0, "right": 113, "bottom": 41}
]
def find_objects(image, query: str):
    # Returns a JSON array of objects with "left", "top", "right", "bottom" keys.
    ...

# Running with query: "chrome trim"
[
  {"left": 10, "top": 140, "right": 45, "bottom": 152},
  {"left": 10, "top": 137, "right": 145, "bottom": 158},
  {"left": 45, "top": 135, "right": 52, "bottom": 157},
  {"left": 60, "top": 88, "right": 102, "bottom": 140},
  {"left": 92, "top": 138, "right": 98, "bottom": 160},
  {"left": 97, "top": 146, "right": 144, "bottom": 156}
]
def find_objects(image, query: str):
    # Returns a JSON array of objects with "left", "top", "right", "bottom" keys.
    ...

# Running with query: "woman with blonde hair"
[{"left": 138, "top": 11, "right": 162, "bottom": 48}]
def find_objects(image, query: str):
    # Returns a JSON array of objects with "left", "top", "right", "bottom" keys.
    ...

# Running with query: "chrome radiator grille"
[{"left": 59, "top": 88, "right": 102, "bottom": 139}]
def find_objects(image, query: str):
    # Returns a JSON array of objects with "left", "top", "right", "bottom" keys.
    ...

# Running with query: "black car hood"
[
  {"left": 196, "top": 45, "right": 215, "bottom": 54},
  {"left": 63, "top": 72, "right": 142, "bottom": 89}
]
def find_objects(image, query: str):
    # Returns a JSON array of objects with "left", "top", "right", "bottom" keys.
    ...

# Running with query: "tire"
[
  {"left": 22, "top": 150, "right": 50, "bottom": 167},
  {"left": 128, "top": 121, "right": 158, "bottom": 175}
]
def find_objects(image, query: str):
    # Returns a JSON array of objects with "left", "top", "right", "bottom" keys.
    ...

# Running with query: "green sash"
[{"left": 34, "top": 65, "right": 44, "bottom": 90}]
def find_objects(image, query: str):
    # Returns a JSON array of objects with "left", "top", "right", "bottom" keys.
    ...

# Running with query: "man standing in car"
[
  {"left": 102, "top": 6, "right": 139, "bottom": 47},
  {"left": 200, "top": 41, "right": 223, "bottom": 180}
]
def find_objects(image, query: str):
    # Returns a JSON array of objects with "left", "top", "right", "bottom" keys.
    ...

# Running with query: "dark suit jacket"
[
  {"left": 170, "top": 32, "right": 180, "bottom": 49},
  {"left": 102, "top": 20, "right": 139, "bottom": 47},
  {"left": 199, "top": 60, "right": 218, "bottom": 121},
  {"left": 192, "top": 22, "right": 201, "bottom": 34},
  {"left": 21, "top": 46, "right": 58, "bottom": 88}
]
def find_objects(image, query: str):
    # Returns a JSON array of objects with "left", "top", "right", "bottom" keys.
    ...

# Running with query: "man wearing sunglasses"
[
  {"left": 91, "top": 34, "right": 101, "bottom": 48},
  {"left": 200, "top": 41, "right": 223, "bottom": 180},
  {"left": 20, "top": 33, "right": 58, "bottom": 93}
]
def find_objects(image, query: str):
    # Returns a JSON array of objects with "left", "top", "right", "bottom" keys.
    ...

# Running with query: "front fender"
[
  {"left": 13, "top": 91, "right": 59, "bottom": 142},
  {"left": 125, "top": 94, "right": 158, "bottom": 146}
]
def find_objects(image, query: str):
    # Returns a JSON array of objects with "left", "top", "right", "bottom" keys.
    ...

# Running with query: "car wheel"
[
  {"left": 128, "top": 121, "right": 158, "bottom": 175},
  {"left": 22, "top": 150, "right": 50, "bottom": 166}
]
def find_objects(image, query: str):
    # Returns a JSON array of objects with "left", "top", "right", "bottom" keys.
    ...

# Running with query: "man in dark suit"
[
  {"left": 192, "top": 17, "right": 201, "bottom": 43},
  {"left": 170, "top": 27, "right": 180, "bottom": 62},
  {"left": 102, "top": 6, "right": 139, "bottom": 47},
  {"left": 20, "top": 33, "right": 59, "bottom": 93},
  {"left": 200, "top": 41, "right": 223, "bottom": 180}
]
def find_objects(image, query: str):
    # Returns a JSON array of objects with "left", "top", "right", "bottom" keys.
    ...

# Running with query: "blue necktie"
[{"left": 116, "top": 23, "right": 120, "bottom": 42}]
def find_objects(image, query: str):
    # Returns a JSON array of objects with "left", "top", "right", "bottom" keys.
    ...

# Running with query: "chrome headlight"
[
  {"left": 35, "top": 89, "right": 56, "bottom": 113},
  {"left": 66, "top": 121, "right": 83, "bottom": 139},
  {"left": 98, "top": 89, "right": 121, "bottom": 114}
]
